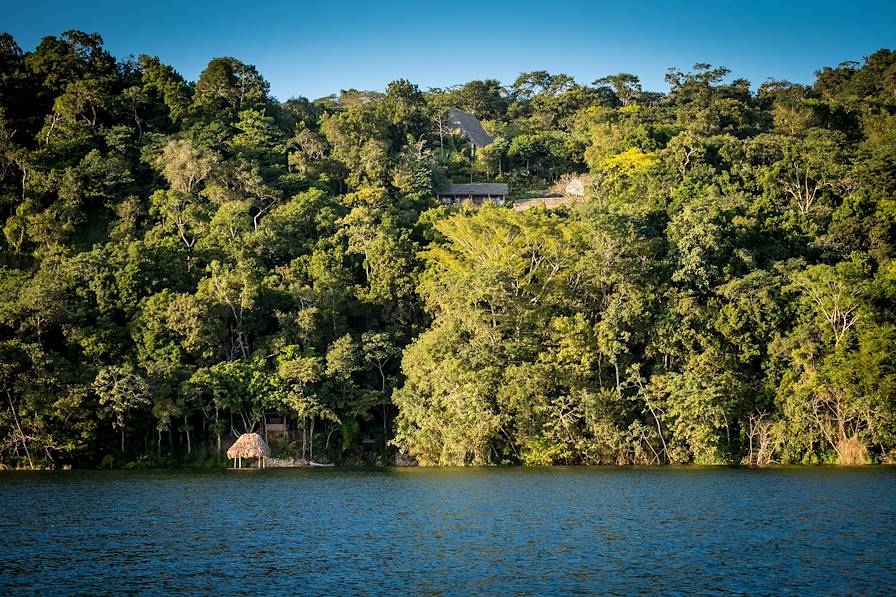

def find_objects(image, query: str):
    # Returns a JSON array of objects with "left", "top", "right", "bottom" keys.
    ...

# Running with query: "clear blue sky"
[{"left": 2, "top": 0, "right": 894, "bottom": 100}]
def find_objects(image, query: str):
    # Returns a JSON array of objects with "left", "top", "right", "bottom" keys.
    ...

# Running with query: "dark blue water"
[{"left": 0, "top": 467, "right": 894, "bottom": 595}]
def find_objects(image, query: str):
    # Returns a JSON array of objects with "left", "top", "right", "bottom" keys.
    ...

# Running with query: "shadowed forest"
[{"left": 1, "top": 31, "right": 894, "bottom": 467}]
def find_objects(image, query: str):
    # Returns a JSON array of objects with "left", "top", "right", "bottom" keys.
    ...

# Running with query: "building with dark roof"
[
  {"left": 446, "top": 108, "right": 494, "bottom": 148},
  {"left": 437, "top": 183, "right": 509, "bottom": 205}
]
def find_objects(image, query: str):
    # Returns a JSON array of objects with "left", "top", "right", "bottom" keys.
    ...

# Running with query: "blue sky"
[{"left": 2, "top": 0, "right": 894, "bottom": 100}]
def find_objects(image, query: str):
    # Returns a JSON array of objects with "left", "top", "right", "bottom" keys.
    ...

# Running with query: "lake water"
[{"left": 0, "top": 467, "right": 894, "bottom": 595}]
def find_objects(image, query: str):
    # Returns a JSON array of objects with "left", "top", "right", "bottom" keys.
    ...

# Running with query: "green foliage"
[{"left": 0, "top": 30, "right": 893, "bottom": 468}]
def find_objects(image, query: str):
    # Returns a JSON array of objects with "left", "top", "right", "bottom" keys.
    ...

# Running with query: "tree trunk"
[
  {"left": 326, "top": 425, "right": 336, "bottom": 451},
  {"left": 379, "top": 366, "right": 388, "bottom": 440},
  {"left": 6, "top": 391, "right": 34, "bottom": 470},
  {"left": 301, "top": 418, "right": 307, "bottom": 460},
  {"left": 614, "top": 363, "right": 622, "bottom": 398}
]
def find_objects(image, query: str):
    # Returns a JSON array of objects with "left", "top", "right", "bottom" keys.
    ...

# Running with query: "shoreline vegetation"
[
  {"left": 3, "top": 461, "right": 896, "bottom": 471},
  {"left": 1, "top": 31, "right": 895, "bottom": 469}
]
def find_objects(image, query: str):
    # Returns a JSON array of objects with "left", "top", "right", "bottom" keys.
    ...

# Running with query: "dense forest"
[{"left": 0, "top": 31, "right": 894, "bottom": 468}]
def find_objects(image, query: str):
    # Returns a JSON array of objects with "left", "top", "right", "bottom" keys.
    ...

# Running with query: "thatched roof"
[
  {"left": 446, "top": 108, "right": 494, "bottom": 147},
  {"left": 227, "top": 433, "right": 271, "bottom": 459},
  {"left": 437, "top": 183, "right": 509, "bottom": 196}
]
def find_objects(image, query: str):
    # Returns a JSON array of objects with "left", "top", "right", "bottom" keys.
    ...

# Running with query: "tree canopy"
[{"left": 1, "top": 31, "right": 894, "bottom": 468}]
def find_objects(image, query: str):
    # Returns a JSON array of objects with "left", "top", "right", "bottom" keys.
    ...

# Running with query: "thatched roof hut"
[
  {"left": 227, "top": 433, "right": 271, "bottom": 468},
  {"left": 446, "top": 108, "right": 494, "bottom": 148}
]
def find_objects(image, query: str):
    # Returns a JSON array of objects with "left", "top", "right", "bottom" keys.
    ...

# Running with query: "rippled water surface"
[{"left": 1, "top": 467, "right": 894, "bottom": 595}]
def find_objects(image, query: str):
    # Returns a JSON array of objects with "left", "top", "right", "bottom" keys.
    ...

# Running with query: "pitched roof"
[
  {"left": 437, "top": 183, "right": 509, "bottom": 196},
  {"left": 226, "top": 433, "right": 272, "bottom": 459},
  {"left": 446, "top": 108, "right": 494, "bottom": 147}
]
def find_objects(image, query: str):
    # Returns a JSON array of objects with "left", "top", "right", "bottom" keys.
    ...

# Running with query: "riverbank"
[{"left": 5, "top": 460, "right": 896, "bottom": 471}]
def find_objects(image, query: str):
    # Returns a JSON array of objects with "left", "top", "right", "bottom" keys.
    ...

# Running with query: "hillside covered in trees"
[{"left": 1, "top": 31, "right": 894, "bottom": 468}]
